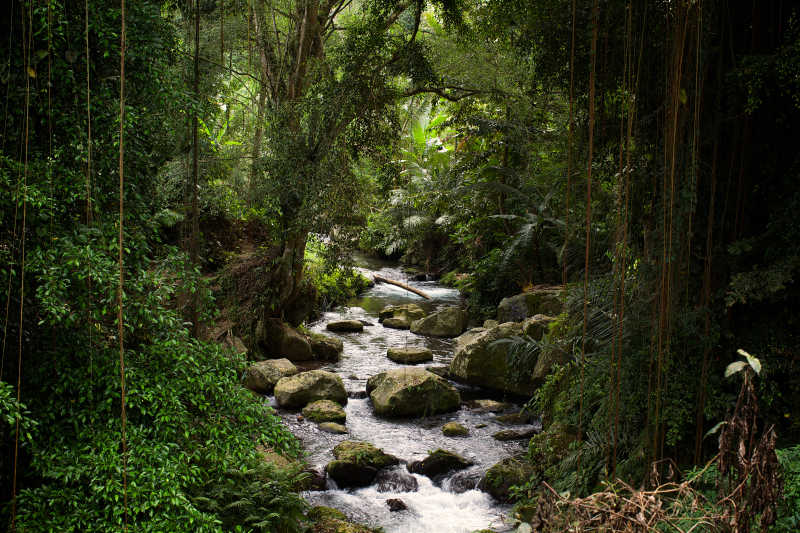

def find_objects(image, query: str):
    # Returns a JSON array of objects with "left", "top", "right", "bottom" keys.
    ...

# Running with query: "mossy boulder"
[
  {"left": 326, "top": 320, "right": 364, "bottom": 333},
  {"left": 274, "top": 370, "right": 347, "bottom": 409},
  {"left": 496, "top": 288, "right": 563, "bottom": 323},
  {"left": 302, "top": 399, "right": 346, "bottom": 423},
  {"left": 310, "top": 332, "right": 344, "bottom": 361},
  {"left": 492, "top": 428, "right": 538, "bottom": 441},
  {"left": 311, "top": 518, "right": 376, "bottom": 533},
  {"left": 243, "top": 358, "right": 298, "bottom": 394},
  {"left": 319, "top": 422, "right": 348, "bottom": 434},
  {"left": 408, "top": 449, "right": 473, "bottom": 480},
  {"left": 308, "top": 506, "right": 348, "bottom": 523},
  {"left": 478, "top": 455, "right": 537, "bottom": 502},
  {"left": 379, "top": 304, "right": 426, "bottom": 329},
  {"left": 367, "top": 368, "right": 460, "bottom": 418},
  {"left": 325, "top": 441, "right": 399, "bottom": 488},
  {"left": 442, "top": 421, "right": 469, "bottom": 436},
  {"left": 410, "top": 306, "right": 469, "bottom": 337},
  {"left": 387, "top": 347, "right": 433, "bottom": 364},
  {"left": 255, "top": 318, "right": 313, "bottom": 361},
  {"left": 449, "top": 322, "right": 539, "bottom": 396},
  {"left": 521, "top": 314, "right": 556, "bottom": 340}
]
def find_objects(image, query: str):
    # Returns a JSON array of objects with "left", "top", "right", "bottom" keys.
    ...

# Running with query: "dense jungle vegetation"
[{"left": 1, "top": 0, "right": 799, "bottom": 531}]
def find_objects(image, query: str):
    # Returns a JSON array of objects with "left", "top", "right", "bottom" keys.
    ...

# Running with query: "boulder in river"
[
  {"left": 302, "top": 399, "right": 346, "bottom": 423},
  {"left": 375, "top": 467, "right": 419, "bottom": 493},
  {"left": 379, "top": 303, "right": 426, "bottom": 329},
  {"left": 310, "top": 332, "right": 344, "bottom": 361},
  {"left": 318, "top": 422, "right": 348, "bottom": 434},
  {"left": 442, "top": 421, "right": 468, "bottom": 436},
  {"left": 407, "top": 449, "right": 473, "bottom": 480},
  {"left": 274, "top": 370, "right": 347, "bottom": 409},
  {"left": 496, "top": 288, "right": 563, "bottom": 323},
  {"left": 367, "top": 368, "right": 460, "bottom": 418},
  {"left": 449, "top": 322, "right": 539, "bottom": 396},
  {"left": 386, "top": 498, "right": 407, "bottom": 512},
  {"left": 325, "top": 441, "right": 399, "bottom": 488},
  {"left": 492, "top": 428, "right": 539, "bottom": 441},
  {"left": 410, "top": 306, "right": 469, "bottom": 337},
  {"left": 326, "top": 320, "right": 364, "bottom": 333},
  {"left": 387, "top": 347, "right": 433, "bottom": 364},
  {"left": 478, "top": 455, "right": 537, "bottom": 502},
  {"left": 255, "top": 318, "right": 313, "bottom": 361},
  {"left": 243, "top": 358, "right": 298, "bottom": 394}
]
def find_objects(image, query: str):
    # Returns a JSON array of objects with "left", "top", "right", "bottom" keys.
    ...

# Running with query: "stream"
[{"left": 272, "top": 255, "right": 534, "bottom": 532}]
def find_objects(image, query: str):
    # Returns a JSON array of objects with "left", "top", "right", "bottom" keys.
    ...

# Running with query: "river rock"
[
  {"left": 410, "top": 306, "right": 469, "bottom": 337},
  {"left": 426, "top": 365, "right": 450, "bottom": 378},
  {"left": 478, "top": 455, "right": 537, "bottom": 502},
  {"left": 310, "top": 332, "right": 344, "bottom": 361},
  {"left": 318, "top": 422, "right": 348, "bottom": 434},
  {"left": 522, "top": 314, "right": 556, "bottom": 340},
  {"left": 492, "top": 428, "right": 539, "bottom": 441},
  {"left": 379, "top": 303, "right": 426, "bottom": 323},
  {"left": 445, "top": 470, "right": 482, "bottom": 493},
  {"left": 307, "top": 506, "right": 374, "bottom": 533},
  {"left": 326, "top": 441, "right": 399, "bottom": 488},
  {"left": 243, "top": 358, "right": 298, "bottom": 394},
  {"left": 407, "top": 449, "right": 473, "bottom": 480},
  {"left": 469, "top": 399, "right": 512, "bottom": 413},
  {"left": 302, "top": 399, "right": 346, "bottom": 423},
  {"left": 496, "top": 288, "right": 563, "bottom": 323},
  {"left": 256, "top": 318, "right": 313, "bottom": 361},
  {"left": 442, "top": 421, "right": 468, "bottom": 436},
  {"left": 274, "top": 370, "right": 347, "bottom": 409},
  {"left": 367, "top": 368, "right": 460, "bottom": 418},
  {"left": 386, "top": 498, "right": 407, "bottom": 512},
  {"left": 495, "top": 411, "right": 534, "bottom": 425},
  {"left": 483, "top": 319, "right": 499, "bottom": 329},
  {"left": 387, "top": 347, "right": 433, "bottom": 364},
  {"left": 375, "top": 467, "right": 419, "bottom": 493},
  {"left": 449, "top": 322, "right": 539, "bottom": 396},
  {"left": 326, "top": 320, "right": 364, "bottom": 333}
]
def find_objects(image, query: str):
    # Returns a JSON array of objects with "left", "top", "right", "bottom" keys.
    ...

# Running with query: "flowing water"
[{"left": 272, "top": 255, "right": 536, "bottom": 532}]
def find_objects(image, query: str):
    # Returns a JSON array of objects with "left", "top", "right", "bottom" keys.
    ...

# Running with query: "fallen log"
[{"left": 373, "top": 275, "right": 431, "bottom": 300}]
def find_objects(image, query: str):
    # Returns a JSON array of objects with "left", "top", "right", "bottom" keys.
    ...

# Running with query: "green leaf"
[
  {"left": 737, "top": 348, "right": 761, "bottom": 374},
  {"left": 704, "top": 421, "right": 727, "bottom": 439}
]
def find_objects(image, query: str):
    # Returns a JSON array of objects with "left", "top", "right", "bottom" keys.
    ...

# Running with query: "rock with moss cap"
[
  {"left": 326, "top": 320, "right": 364, "bottom": 333},
  {"left": 521, "top": 314, "right": 556, "bottom": 340},
  {"left": 325, "top": 441, "right": 399, "bottom": 488},
  {"left": 379, "top": 303, "right": 426, "bottom": 329},
  {"left": 310, "top": 332, "right": 344, "bottom": 361},
  {"left": 478, "top": 455, "right": 537, "bottom": 502},
  {"left": 318, "top": 422, "right": 348, "bottom": 434},
  {"left": 367, "top": 368, "right": 460, "bottom": 418},
  {"left": 387, "top": 347, "right": 433, "bottom": 364},
  {"left": 407, "top": 449, "right": 473, "bottom": 480},
  {"left": 449, "top": 322, "right": 539, "bottom": 395},
  {"left": 243, "top": 358, "right": 298, "bottom": 394},
  {"left": 274, "top": 370, "right": 347, "bottom": 409},
  {"left": 302, "top": 399, "right": 346, "bottom": 423},
  {"left": 442, "top": 421, "right": 468, "bottom": 436},
  {"left": 410, "top": 306, "right": 469, "bottom": 337},
  {"left": 496, "top": 288, "right": 563, "bottom": 323}
]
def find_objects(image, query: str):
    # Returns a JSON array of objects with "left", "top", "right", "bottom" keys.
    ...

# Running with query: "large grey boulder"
[
  {"left": 274, "top": 370, "right": 347, "bottom": 409},
  {"left": 255, "top": 318, "right": 313, "bottom": 361},
  {"left": 410, "top": 306, "right": 469, "bottom": 338},
  {"left": 379, "top": 304, "right": 427, "bottom": 329},
  {"left": 367, "top": 368, "right": 460, "bottom": 418},
  {"left": 522, "top": 314, "right": 556, "bottom": 340},
  {"left": 496, "top": 288, "right": 563, "bottom": 323},
  {"left": 243, "top": 358, "right": 298, "bottom": 394},
  {"left": 302, "top": 399, "right": 346, "bottom": 423},
  {"left": 449, "top": 322, "right": 539, "bottom": 396}
]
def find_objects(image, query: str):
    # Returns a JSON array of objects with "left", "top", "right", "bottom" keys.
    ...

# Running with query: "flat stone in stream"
[
  {"left": 492, "top": 428, "right": 539, "bottom": 441},
  {"left": 326, "top": 320, "right": 364, "bottom": 333},
  {"left": 318, "top": 422, "right": 348, "bottom": 434},
  {"left": 302, "top": 399, "right": 346, "bottom": 423},
  {"left": 442, "top": 421, "right": 469, "bottom": 436},
  {"left": 387, "top": 347, "right": 433, "bottom": 364}
]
